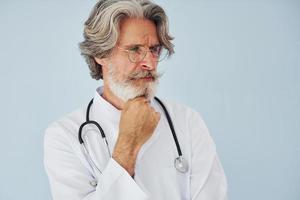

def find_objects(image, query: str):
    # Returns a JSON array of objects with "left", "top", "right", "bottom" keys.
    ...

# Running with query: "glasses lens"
[
  {"left": 157, "top": 47, "right": 168, "bottom": 62},
  {"left": 127, "top": 46, "right": 169, "bottom": 63},
  {"left": 128, "top": 47, "right": 146, "bottom": 63}
]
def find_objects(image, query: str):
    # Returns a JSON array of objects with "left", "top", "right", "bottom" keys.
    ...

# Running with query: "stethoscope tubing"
[
  {"left": 154, "top": 97, "right": 182, "bottom": 157},
  {"left": 78, "top": 96, "right": 188, "bottom": 174}
]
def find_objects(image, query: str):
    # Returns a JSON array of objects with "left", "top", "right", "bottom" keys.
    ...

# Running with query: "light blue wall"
[{"left": 0, "top": 0, "right": 299, "bottom": 199}]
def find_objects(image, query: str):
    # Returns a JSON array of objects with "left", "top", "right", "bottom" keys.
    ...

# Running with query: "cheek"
[
  {"left": 125, "top": 64, "right": 139, "bottom": 75},
  {"left": 111, "top": 58, "right": 138, "bottom": 79}
]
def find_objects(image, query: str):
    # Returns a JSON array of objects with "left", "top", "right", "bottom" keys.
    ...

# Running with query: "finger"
[
  {"left": 130, "top": 97, "right": 149, "bottom": 106},
  {"left": 154, "top": 112, "right": 161, "bottom": 122},
  {"left": 134, "top": 96, "right": 147, "bottom": 101},
  {"left": 151, "top": 110, "right": 159, "bottom": 118},
  {"left": 125, "top": 97, "right": 146, "bottom": 108},
  {"left": 149, "top": 106, "right": 156, "bottom": 112},
  {"left": 156, "top": 111, "right": 161, "bottom": 118}
]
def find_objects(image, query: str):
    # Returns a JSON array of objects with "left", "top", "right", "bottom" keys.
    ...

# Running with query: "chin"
[{"left": 108, "top": 78, "right": 158, "bottom": 102}]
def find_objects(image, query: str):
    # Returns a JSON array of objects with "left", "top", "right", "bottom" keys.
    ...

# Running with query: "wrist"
[{"left": 112, "top": 153, "right": 137, "bottom": 176}]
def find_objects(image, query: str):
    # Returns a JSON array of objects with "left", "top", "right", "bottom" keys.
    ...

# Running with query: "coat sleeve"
[
  {"left": 44, "top": 123, "right": 148, "bottom": 200},
  {"left": 188, "top": 110, "right": 228, "bottom": 200}
]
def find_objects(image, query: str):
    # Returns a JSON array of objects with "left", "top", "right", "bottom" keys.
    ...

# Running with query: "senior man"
[{"left": 44, "top": 0, "right": 228, "bottom": 199}]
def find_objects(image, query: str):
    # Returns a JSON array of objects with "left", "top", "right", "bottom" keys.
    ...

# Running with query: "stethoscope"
[{"left": 78, "top": 96, "right": 189, "bottom": 175}]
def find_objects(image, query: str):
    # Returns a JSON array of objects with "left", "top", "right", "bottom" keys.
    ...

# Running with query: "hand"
[{"left": 112, "top": 97, "right": 161, "bottom": 175}]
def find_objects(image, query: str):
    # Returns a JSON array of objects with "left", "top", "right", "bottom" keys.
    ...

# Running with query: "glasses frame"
[{"left": 117, "top": 44, "right": 168, "bottom": 63}]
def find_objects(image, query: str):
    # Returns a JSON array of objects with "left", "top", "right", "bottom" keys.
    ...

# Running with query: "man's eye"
[
  {"left": 150, "top": 45, "right": 162, "bottom": 54},
  {"left": 129, "top": 46, "right": 140, "bottom": 52}
]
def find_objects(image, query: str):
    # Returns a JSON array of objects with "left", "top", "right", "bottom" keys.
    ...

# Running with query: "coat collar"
[
  {"left": 92, "top": 86, "right": 121, "bottom": 124},
  {"left": 89, "top": 86, "right": 121, "bottom": 143}
]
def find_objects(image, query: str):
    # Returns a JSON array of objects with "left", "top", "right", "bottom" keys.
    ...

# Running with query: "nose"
[{"left": 139, "top": 51, "right": 157, "bottom": 71}]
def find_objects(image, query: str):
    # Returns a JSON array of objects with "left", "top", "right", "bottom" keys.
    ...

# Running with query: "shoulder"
[
  {"left": 44, "top": 106, "right": 86, "bottom": 147},
  {"left": 154, "top": 97, "right": 204, "bottom": 124},
  {"left": 154, "top": 97, "right": 212, "bottom": 143}
]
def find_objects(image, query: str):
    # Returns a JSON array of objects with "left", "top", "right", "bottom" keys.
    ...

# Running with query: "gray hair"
[{"left": 79, "top": 0, "right": 174, "bottom": 80}]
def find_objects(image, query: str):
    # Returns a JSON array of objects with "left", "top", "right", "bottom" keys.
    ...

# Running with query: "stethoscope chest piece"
[
  {"left": 89, "top": 179, "right": 97, "bottom": 187},
  {"left": 174, "top": 156, "right": 189, "bottom": 173},
  {"left": 80, "top": 97, "right": 190, "bottom": 175}
]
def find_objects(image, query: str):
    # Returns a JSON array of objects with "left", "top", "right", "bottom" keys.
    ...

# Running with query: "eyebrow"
[
  {"left": 123, "top": 43, "right": 161, "bottom": 49},
  {"left": 123, "top": 44, "right": 143, "bottom": 49}
]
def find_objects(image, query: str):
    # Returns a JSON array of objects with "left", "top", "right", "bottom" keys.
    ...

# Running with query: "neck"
[{"left": 102, "top": 83, "right": 125, "bottom": 110}]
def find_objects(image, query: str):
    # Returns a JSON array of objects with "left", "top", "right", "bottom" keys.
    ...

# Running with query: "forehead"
[{"left": 118, "top": 18, "right": 159, "bottom": 46}]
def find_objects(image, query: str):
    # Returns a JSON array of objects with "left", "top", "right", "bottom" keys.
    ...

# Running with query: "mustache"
[{"left": 127, "top": 71, "right": 162, "bottom": 81}]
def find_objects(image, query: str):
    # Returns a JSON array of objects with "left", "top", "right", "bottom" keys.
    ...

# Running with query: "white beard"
[{"left": 106, "top": 63, "right": 161, "bottom": 102}]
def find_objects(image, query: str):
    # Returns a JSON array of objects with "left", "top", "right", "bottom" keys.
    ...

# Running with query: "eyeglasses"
[{"left": 117, "top": 44, "right": 168, "bottom": 63}]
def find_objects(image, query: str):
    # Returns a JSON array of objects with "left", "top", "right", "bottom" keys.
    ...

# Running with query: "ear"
[
  {"left": 94, "top": 57, "right": 108, "bottom": 66},
  {"left": 94, "top": 57, "right": 110, "bottom": 80}
]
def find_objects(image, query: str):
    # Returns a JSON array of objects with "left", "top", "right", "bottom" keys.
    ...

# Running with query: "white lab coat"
[{"left": 44, "top": 86, "right": 228, "bottom": 200}]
